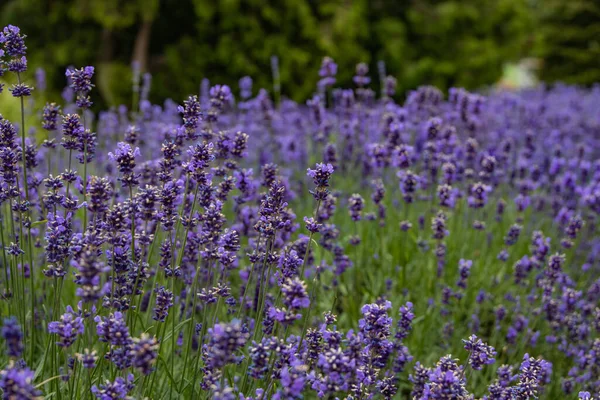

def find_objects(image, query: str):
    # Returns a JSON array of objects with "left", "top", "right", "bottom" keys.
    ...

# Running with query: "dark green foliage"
[
  {"left": 2, "top": 0, "right": 590, "bottom": 106},
  {"left": 537, "top": 0, "right": 600, "bottom": 85}
]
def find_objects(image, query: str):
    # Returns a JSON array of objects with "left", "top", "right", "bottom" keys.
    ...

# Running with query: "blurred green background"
[{"left": 2, "top": 0, "right": 599, "bottom": 107}]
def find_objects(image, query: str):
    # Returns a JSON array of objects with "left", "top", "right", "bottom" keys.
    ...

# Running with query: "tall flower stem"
[
  {"left": 147, "top": 315, "right": 167, "bottom": 398},
  {"left": 16, "top": 74, "right": 29, "bottom": 203},
  {"left": 82, "top": 113, "right": 88, "bottom": 231},
  {"left": 169, "top": 276, "right": 176, "bottom": 400},
  {"left": 179, "top": 260, "right": 202, "bottom": 393},
  {"left": 138, "top": 181, "right": 167, "bottom": 329},
  {"left": 147, "top": 231, "right": 173, "bottom": 397},
  {"left": 65, "top": 149, "right": 73, "bottom": 207},
  {"left": 8, "top": 197, "right": 25, "bottom": 328},
  {"left": 177, "top": 185, "right": 202, "bottom": 391},
  {"left": 295, "top": 192, "right": 325, "bottom": 351},
  {"left": 251, "top": 238, "right": 274, "bottom": 343},
  {"left": 17, "top": 71, "right": 36, "bottom": 363},
  {"left": 299, "top": 199, "right": 321, "bottom": 279},
  {"left": 129, "top": 186, "right": 136, "bottom": 263},
  {"left": 191, "top": 288, "right": 210, "bottom": 397},
  {"left": 298, "top": 270, "right": 320, "bottom": 350},
  {"left": 0, "top": 216, "right": 11, "bottom": 300},
  {"left": 236, "top": 232, "right": 263, "bottom": 318}
]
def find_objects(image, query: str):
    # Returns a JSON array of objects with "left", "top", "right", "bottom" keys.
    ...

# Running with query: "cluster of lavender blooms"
[{"left": 0, "top": 24, "right": 600, "bottom": 399}]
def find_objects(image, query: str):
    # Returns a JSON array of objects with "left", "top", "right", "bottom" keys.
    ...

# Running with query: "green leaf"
[{"left": 162, "top": 318, "right": 191, "bottom": 343}]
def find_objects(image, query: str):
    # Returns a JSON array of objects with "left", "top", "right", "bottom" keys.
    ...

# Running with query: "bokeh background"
[{"left": 1, "top": 0, "right": 599, "bottom": 106}]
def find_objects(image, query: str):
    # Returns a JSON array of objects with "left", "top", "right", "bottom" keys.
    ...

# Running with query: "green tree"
[
  {"left": 367, "top": 0, "right": 533, "bottom": 94},
  {"left": 157, "top": 0, "right": 326, "bottom": 102},
  {"left": 1, "top": 0, "right": 537, "bottom": 106},
  {"left": 537, "top": 0, "right": 600, "bottom": 85}
]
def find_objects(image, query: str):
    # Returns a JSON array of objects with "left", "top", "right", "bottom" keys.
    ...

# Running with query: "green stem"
[
  {"left": 298, "top": 270, "right": 320, "bottom": 350},
  {"left": 236, "top": 232, "right": 263, "bottom": 318},
  {"left": 0, "top": 216, "right": 11, "bottom": 298},
  {"left": 178, "top": 262, "right": 201, "bottom": 392},
  {"left": 169, "top": 277, "right": 176, "bottom": 400},
  {"left": 130, "top": 186, "right": 136, "bottom": 262},
  {"left": 177, "top": 185, "right": 201, "bottom": 391},
  {"left": 299, "top": 199, "right": 321, "bottom": 279},
  {"left": 191, "top": 302, "right": 209, "bottom": 396},
  {"left": 16, "top": 72, "right": 36, "bottom": 364},
  {"left": 147, "top": 319, "right": 166, "bottom": 397},
  {"left": 252, "top": 239, "right": 274, "bottom": 342},
  {"left": 80, "top": 109, "right": 89, "bottom": 232}
]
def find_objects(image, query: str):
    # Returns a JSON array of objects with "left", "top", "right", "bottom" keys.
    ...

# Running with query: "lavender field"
[{"left": 1, "top": 25, "right": 600, "bottom": 399}]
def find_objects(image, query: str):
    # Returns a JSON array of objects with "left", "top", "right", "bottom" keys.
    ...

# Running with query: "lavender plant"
[{"left": 0, "top": 25, "right": 599, "bottom": 399}]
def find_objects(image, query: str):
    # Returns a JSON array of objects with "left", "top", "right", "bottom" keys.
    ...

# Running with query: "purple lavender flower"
[
  {"left": 92, "top": 373, "right": 135, "bottom": 400},
  {"left": 248, "top": 338, "right": 273, "bottom": 379},
  {"left": 65, "top": 66, "right": 94, "bottom": 94},
  {"left": 281, "top": 277, "right": 310, "bottom": 310},
  {"left": 94, "top": 312, "right": 130, "bottom": 346},
  {"left": 48, "top": 305, "right": 85, "bottom": 348},
  {"left": 514, "top": 194, "right": 531, "bottom": 212},
  {"left": 209, "top": 84, "right": 232, "bottom": 110},
  {"left": 0, "top": 118, "right": 17, "bottom": 149},
  {"left": 229, "top": 131, "right": 249, "bottom": 159},
  {"left": 65, "top": 66, "right": 94, "bottom": 108},
  {"left": 0, "top": 25, "right": 27, "bottom": 57},
  {"left": 398, "top": 170, "right": 419, "bottom": 203},
  {"left": 515, "top": 354, "right": 552, "bottom": 399},
  {"left": 431, "top": 211, "right": 449, "bottom": 240},
  {"left": 395, "top": 302, "right": 414, "bottom": 341},
  {"left": 359, "top": 301, "right": 393, "bottom": 367},
  {"left": 393, "top": 344, "right": 413, "bottom": 374},
  {"left": 108, "top": 142, "right": 140, "bottom": 187},
  {"left": 7, "top": 56, "right": 26, "bottom": 73},
  {"left": 204, "top": 320, "right": 249, "bottom": 370},
  {"left": 505, "top": 224, "right": 523, "bottom": 246},
  {"left": 384, "top": 76, "right": 397, "bottom": 97},
  {"left": 153, "top": 286, "right": 173, "bottom": 322},
  {"left": 86, "top": 176, "right": 113, "bottom": 215},
  {"left": 185, "top": 141, "right": 214, "bottom": 181},
  {"left": 272, "top": 360, "right": 306, "bottom": 400},
  {"left": 239, "top": 76, "right": 252, "bottom": 100},
  {"left": 303, "top": 217, "right": 321, "bottom": 234},
  {"left": 353, "top": 62, "right": 371, "bottom": 87},
  {"left": 437, "top": 184, "right": 457, "bottom": 208},
  {"left": 1, "top": 317, "right": 23, "bottom": 358},
  {"left": 318, "top": 57, "right": 337, "bottom": 89},
  {"left": 307, "top": 163, "right": 334, "bottom": 189},
  {"left": 564, "top": 214, "right": 584, "bottom": 240},
  {"left": 348, "top": 193, "right": 365, "bottom": 221},
  {"left": 409, "top": 363, "right": 431, "bottom": 398},
  {"left": 205, "top": 84, "right": 232, "bottom": 125},
  {"left": 131, "top": 334, "right": 158, "bottom": 375},
  {"left": 456, "top": 259, "right": 473, "bottom": 289},
  {"left": 463, "top": 334, "right": 496, "bottom": 370},
  {"left": 468, "top": 182, "right": 491, "bottom": 208},
  {"left": 307, "top": 163, "right": 334, "bottom": 200},
  {"left": 72, "top": 244, "right": 109, "bottom": 302},
  {"left": 9, "top": 83, "right": 32, "bottom": 97},
  {"left": 42, "top": 103, "right": 61, "bottom": 131},
  {"left": 61, "top": 114, "right": 84, "bottom": 151},
  {"left": 178, "top": 95, "right": 202, "bottom": 136},
  {"left": 267, "top": 306, "right": 301, "bottom": 326},
  {"left": 421, "top": 356, "right": 470, "bottom": 399},
  {"left": 77, "top": 349, "right": 98, "bottom": 369},
  {"left": 0, "top": 363, "right": 40, "bottom": 400},
  {"left": 43, "top": 211, "right": 73, "bottom": 278}
]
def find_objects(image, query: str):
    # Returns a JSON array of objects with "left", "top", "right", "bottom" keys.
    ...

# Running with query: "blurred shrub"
[{"left": 0, "top": 0, "right": 551, "bottom": 106}]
